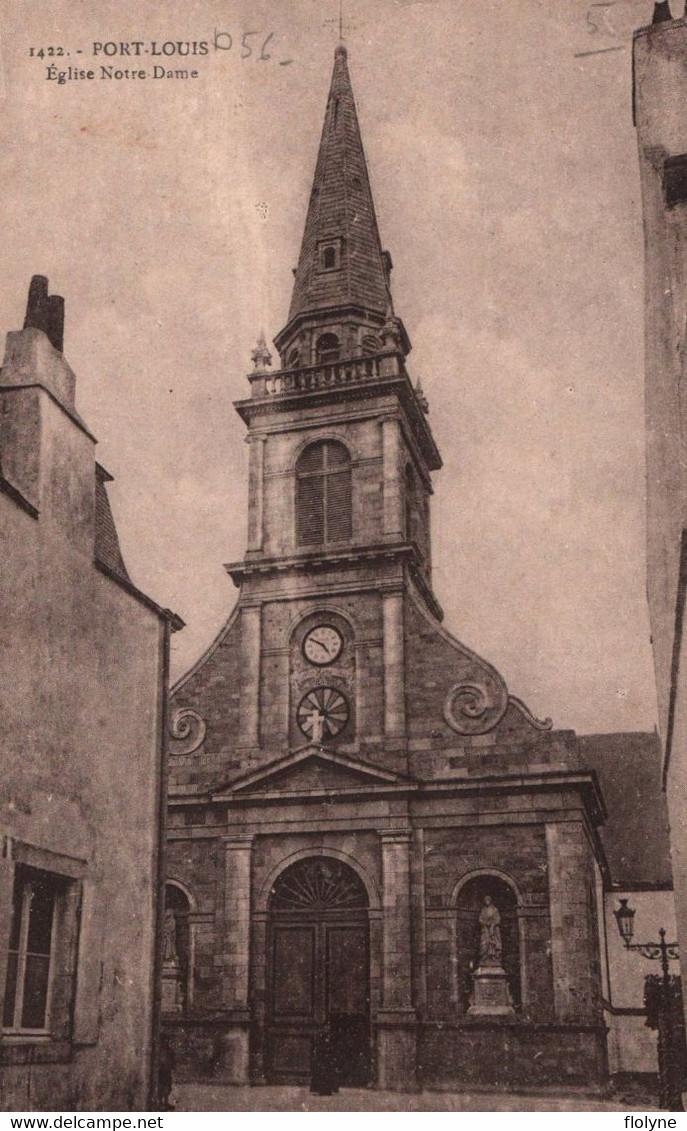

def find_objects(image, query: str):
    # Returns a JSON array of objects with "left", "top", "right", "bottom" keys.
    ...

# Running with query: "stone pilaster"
[
  {"left": 410, "top": 826, "right": 427, "bottom": 1013},
  {"left": 239, "top": 603, "right": 261, "bottom": 748},
  {"left": 381, "top": 416, "right": 404, "bottom": 537},
  {"left": 377, "top": 829, "right": 418, "bottom": 1090},
  {"left": 246, "top": 435, "right": 266, "bottom": 551},
  {"left": 216, "top": 834, "right": 253, "bottom": 1082},
  {"left": 382, "top": 589, "right": 406, "bottom": 737},
  {"left": 545, "top": 821, "right": 600, "bottom": 1024}
]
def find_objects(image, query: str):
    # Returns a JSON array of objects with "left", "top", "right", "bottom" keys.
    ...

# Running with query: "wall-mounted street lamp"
[{"left": 613, "top": 899, "right": 683, "bottom": 1111}]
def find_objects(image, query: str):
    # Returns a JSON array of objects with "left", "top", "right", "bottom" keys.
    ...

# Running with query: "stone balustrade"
[{"left": 249, "top": 350, "right": 405, "bottom": 397}]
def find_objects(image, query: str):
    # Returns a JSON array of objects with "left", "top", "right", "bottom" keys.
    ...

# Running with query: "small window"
[
  {"left": 287, "top": 348, "right": 301, "bottom": 370},
  {"left": 296, "top": 439, "right": 352, "bottom": 546},
  {"left": 318, "top": 240, "right": 342, "bottom": 272},
  {"left": 3, "top": 866, "right": 62, "bottom": 1032},
  {"left": 362, "top": 333, "right": 381, "bottom": 356},
  {"left": 316, "top": 333, "right": 341, "bottom": 365},
  {"left": 665, "top": 155, "right": 687, "bottom": 208}
]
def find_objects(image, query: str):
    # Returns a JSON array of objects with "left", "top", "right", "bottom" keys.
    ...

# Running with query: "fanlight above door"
[{"left": 269, "top": 857, "right": 368, "bottom": 913}]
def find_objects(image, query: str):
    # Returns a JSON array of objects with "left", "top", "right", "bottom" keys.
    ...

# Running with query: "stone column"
[
  {"left": 381, "top": 416, "right": 404, "bottom": 538},
  {"left": 382, "top": 589, "right": 406, "bottom": 737},
  {"left": 239, "top": 603, "right": 261, "bottom": 748},
  {"left": 377, "top": 829, "right": 418, "bottom": 1090},
  {"left": 410, "top": 826, "right": 428, "bottom": 1014},
  {"left": 217, "top": 834, "right": 253, "bottom": 1082},
  {"left": 246, "top": 435, "right": 266, "bottom": 551}
]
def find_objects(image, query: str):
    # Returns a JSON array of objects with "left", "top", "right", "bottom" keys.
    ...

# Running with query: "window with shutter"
[{"left": 296, "top": 440, "right": 352, "bottom": 546}]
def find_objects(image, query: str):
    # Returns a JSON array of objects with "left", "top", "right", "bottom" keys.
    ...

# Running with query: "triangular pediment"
[{"left": 213, "top": 746, "right": 413, "bottom": 799}]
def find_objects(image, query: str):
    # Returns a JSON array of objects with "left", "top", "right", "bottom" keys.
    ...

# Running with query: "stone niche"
[{"left": 456, "top": 875, "right": 521, "bottom": 1014}]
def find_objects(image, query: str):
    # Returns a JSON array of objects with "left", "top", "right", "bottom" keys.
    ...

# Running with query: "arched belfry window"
[
  {"left": 296, "top": 440, "right": 352, "bottom": 546},
  {"left": 287, "top": 348, "right": 300, "bottom": 370},
  {"left": 316, "top": 333, "right": 340, "bottom": 365}
]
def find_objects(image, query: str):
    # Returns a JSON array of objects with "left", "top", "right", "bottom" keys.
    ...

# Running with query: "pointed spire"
[{"left": 283, "top": 46, "right": 392, "bottom": 333}]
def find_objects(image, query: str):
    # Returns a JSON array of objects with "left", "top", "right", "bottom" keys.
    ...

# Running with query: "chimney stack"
[
  {"left": 652, "top": 2, "right": 673, "bottom": 24},
  {"left": 24, "top": 274, "right": 65, "bottom": 352}
]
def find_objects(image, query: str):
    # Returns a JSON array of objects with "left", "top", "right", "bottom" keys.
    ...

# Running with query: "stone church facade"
[{"left": 165, "top": 45, "right": 609, "bottom": 1090}]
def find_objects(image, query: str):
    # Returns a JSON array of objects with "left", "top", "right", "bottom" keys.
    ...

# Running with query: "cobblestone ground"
[{"left": 174, "top": 1083, "right": 661, "bottom": 1113}]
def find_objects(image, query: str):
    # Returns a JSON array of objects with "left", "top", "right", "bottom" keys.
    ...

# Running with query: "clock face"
[{"left": 303, "top": 624, "right": 343, "bottom": 666}]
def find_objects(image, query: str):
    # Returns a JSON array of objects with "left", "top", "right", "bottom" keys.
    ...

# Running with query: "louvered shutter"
[
  {"left": 296, "top": 440, "right": 352, "bottom": 546},
  {"left": 297, "top": 473, "right": 324, "bottom": 545},
  {"left": 326, "top": 467, "right": 352, "bottom": 541},
  {"left": 298, "top": 443, "right": 325, "bottom": 474},
  {"left": 324, "top": 441, "right": 352, "bottom": 542},
  {"left": 325, "top": 441, "right": 349, "bottom": 469}
]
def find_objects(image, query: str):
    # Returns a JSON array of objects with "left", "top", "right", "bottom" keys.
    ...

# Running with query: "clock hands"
[{"left": 303, "top": 625, "right": 343, "bottom": 666}]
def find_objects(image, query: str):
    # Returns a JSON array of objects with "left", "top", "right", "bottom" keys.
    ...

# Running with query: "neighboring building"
[
  {"left": 164, "top": 45, "right": 614, "bottom": 1092},
  {"left": 580, "top": 732, "right": 677, "bottom": 1088},
  {"left": 634, "top": 2, "right": 687, "bottom": 1036},
  {"left": 0, "top": 277, "right": 182, "bottom": 1110}
]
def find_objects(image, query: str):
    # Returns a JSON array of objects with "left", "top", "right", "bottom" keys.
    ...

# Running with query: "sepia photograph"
[{"left": 2, "top": 0, "right": 687, "bottom": 1117}]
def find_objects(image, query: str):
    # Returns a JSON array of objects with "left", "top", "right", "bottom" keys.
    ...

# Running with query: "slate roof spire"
[{"left": 278, "top": 45, "right": 397, "bottom": 346}]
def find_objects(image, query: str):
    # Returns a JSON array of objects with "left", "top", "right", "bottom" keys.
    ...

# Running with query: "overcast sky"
[{"left": 0, "top": 0, "right": 661, "bottom": 734}]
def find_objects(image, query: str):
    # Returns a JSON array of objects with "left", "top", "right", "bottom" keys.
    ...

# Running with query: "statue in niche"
[
  {"left": 163, "top": 907, "right": 179, "bottom": 965},
  {"left": 478, "top": 895, "right": 502, "bottom": 966}
]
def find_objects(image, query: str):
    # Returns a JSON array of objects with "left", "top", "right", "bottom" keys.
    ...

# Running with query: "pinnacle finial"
[
  {"left": 381, "top": 304, "right": 401, "bottom": 350},
  {"left": 251, "top": 331, "right": 272, "bottom": 372}
]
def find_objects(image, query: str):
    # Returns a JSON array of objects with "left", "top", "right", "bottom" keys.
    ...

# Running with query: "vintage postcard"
[{"left": 0, "top": 0, "right": 681, "bottom": 1116}]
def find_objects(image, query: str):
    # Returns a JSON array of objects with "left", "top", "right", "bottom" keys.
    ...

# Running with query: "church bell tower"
[{"left": 227, "top": 44, "right": 441, "bottom": 759}]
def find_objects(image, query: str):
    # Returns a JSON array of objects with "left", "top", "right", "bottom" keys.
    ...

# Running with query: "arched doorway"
[{"left": 266, "top": 856, "right": 370, "bottom": 1084}]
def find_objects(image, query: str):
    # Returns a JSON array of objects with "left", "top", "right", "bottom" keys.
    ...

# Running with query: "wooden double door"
[{"left": 265, "top": 859, "right": 371, "bottom": 1084}]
